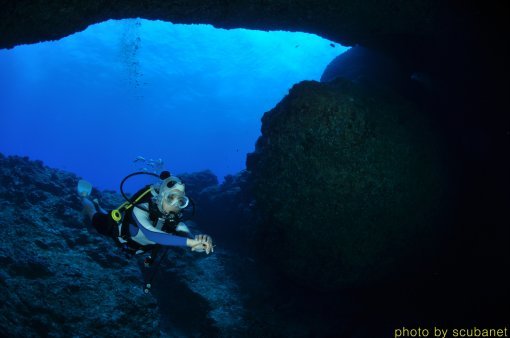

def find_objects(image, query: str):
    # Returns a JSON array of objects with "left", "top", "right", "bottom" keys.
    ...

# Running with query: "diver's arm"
[
  {"left": 138, "top": 225, "right": 202, "bottom": 248},
  {"left": 138, "top": 226, "right": 189, "bottom": 246}
]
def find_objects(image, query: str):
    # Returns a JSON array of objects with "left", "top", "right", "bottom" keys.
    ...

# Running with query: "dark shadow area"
[{"left": 149, "top": 260, "right": 220, "bottom": 337}]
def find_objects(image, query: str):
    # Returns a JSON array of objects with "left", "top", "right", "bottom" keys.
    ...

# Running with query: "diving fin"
[{"left": 77, "top": 179, "right": 93, "bottom": 197}]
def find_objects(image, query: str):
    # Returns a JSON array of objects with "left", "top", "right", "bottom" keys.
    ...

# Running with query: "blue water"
[{"left": 0, "top": 19, "right": 347, "bottom": 191}]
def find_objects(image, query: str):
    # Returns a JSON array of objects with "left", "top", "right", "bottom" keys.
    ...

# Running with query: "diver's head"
[{"left": 154, "top": 176, "right": 189, "bottom": 215}]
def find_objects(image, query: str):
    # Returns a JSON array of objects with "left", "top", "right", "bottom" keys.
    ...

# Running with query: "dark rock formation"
[{"left": 247, "top": 78, "right": 451, "bottom": 290}]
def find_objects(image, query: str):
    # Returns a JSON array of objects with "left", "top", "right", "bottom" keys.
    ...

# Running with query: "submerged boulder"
[{"left": 247, "top": 78, "right": 451, "bottom": 291}]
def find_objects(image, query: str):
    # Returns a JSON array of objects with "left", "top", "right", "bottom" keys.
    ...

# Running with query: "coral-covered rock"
[{"left": 247, "top": 78, "right": 451, "bottom": 290}]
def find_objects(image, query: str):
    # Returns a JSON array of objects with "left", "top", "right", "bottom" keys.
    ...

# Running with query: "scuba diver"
[{"left": 79, "top": 170, "right": 214, "bottom": 257}]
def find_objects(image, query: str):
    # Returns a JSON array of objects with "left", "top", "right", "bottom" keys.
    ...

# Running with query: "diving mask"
[{"left": 163, "top": 191, "right": 189, "bottom": 209}]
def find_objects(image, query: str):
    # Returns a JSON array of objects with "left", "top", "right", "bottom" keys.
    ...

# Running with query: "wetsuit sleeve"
[
  {"left": 175, "top": 222, "right": 193, "bottom": 238},
  {"left": 133, "top": 207, "right": 188, "bottom": 247}
]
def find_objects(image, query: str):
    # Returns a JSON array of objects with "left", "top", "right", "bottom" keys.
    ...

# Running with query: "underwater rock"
[
  {"left": 9, "top": 256, "right": 55, "bottom": 279},
  {"left": 247, "top": 78, "right": 451, "bottom": 291},
  {"left": 0, "top": 154, "right": 160, "bottom": 337},
  {"left": 152, "top": 248, "right": 247, "bottom": 336}
]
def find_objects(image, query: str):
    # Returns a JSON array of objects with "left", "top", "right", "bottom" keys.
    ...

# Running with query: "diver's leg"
[
  {"left": 81, "top": 197, "right": 96, "bottom": 222},
  {"left": 92, "top": 198, "right": 107, "bottom": 214}
]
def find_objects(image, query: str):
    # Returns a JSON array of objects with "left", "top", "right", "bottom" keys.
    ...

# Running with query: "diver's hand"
[
  {"left": 186, "top": 235, "right": 214, "bottom": 254},
  {"left": 190, "top": 241, "right": 212, "bottom": 254},
  {"left": 196, "top": 234, "right": 213, "bottom": 254},
  {"left": 190, "top": 244, "right": 205, "bottom": 253},
  {"left": 195, "top": 234, "right": 212, "bottom": 246},
  {"left": 187, "top": 234, "right": 214, "bottom": 254}
]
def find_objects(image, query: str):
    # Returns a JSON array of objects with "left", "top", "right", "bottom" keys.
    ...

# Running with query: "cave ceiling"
[{"left": 0, "top": 1, "right": 494, "bottom": 51}]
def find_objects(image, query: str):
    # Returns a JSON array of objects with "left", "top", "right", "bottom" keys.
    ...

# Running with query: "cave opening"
[{"left": 0, "top": 18, "right": 348, "bottom": 190}]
